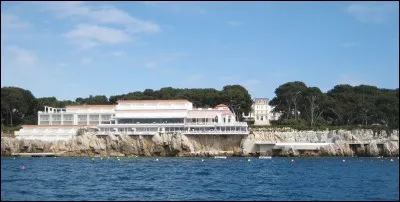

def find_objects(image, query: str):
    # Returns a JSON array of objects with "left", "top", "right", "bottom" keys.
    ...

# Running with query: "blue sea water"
[{"left": 1, "top": 157, "right": 399, "bottom": 201}]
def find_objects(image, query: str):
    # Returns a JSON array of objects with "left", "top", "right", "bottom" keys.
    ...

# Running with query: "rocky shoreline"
[{"left": 1, "top": 128, "right": 399, "bottom": 157}]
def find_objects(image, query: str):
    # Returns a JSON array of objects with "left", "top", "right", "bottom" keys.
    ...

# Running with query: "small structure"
[
  {"left": 255, "top": 141, "right": 333, "bottom": 156},
  {"left": 242, "top": 98, "right": 281, "bottom": 126}
]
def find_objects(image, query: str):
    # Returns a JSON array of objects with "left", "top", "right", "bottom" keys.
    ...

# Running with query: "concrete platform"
[{"left": 11, "top": 152, "right": 66, "bottom": 157}]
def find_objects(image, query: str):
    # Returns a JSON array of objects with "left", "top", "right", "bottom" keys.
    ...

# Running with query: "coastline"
[{"left": 2, "top": 128, "right": 399, "bottom": 158}]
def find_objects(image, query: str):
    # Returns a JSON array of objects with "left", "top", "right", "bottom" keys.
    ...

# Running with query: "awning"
[{"left": 187, "top": 110, "right": 219, "bottom": 119}]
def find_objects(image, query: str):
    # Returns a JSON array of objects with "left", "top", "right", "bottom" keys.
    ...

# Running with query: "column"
[
  {"left": 99, "top": 114, "right": 101, "bottom": 125},
  {"left": 49, "top": 114, "right": 53, "bottom": 125},
  {"left": 61, "top": 114, "right": 64, "bottom": 125},
  {"left": 87, "top": 114, "right": 89, "bottom": 125},
  {"left": 73, "top": 114, "right": 78, "bottom": 125}
]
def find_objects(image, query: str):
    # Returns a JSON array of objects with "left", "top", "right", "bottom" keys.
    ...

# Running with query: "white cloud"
[
  {"left": 186, "top": 74, "right": 203, "bottom": 81},
  {"left": 81, "top": 56, "right": 93, "bottom": 66},
  {"left": 338, "top": 74, "right": 369, "bottom": 86},
  {"left": 341, "top": 42, "right": 357, "bottom": 48},
  {"left": 347, "top": 2, "right": 398, "bottom": 24},
  {"left": 40, "top": 1, "right": 160, "bottom": 49},
  {"left": 245, "top": 79, "right": 261, "bottom": 86},
  {"left": 219, "top": 76, "right": 236, "bottom": 81},
  {"left": 42, "top": 2, "right": 160, "bottom": 33},
  {"left": 111, "top": 51, "right": 125, "bottom": 57},
  {"left": 227, "top": 20, "right": 243, "bottom": 27},
  {"left": 145, "top": 62, "right": 157, "bottom": 69},
  {"left": 144, "top": 52, "right": 188, "bottom": 69},
  {"left": 57, "top": 63, "right": 68, "bottom": 68},
  {"left": 3, "top": 45, "right": 37, "bottom": 69},
  {"left": 143, "top": 2, "right": 206, "bottom": 15},
  {"left": 1, "top": 12, "right": 31, "bottom": 29},
  {"left": 64, "top": 24, "right": 133, "bottom": 49}
]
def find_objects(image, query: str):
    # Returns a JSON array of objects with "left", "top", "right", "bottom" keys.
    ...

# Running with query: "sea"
[{"left": 1, "top": 156, "right": 399, "bottom": 201}]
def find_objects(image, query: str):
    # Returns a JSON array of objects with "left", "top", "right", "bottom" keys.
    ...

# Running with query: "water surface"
[{"left": 1, "top": 157, "right": 399, "bottom": 201}]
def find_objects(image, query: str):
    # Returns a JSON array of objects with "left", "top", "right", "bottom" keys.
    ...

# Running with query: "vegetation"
[
  {"left": 1, "top": 81, "right": 398, "bottom": 134},
  {"left": 269, "top": 81, "right": 399, "bottom": 129}
]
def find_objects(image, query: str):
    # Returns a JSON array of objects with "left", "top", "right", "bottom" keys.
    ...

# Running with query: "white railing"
[
  {"left": 98, "top": 123, "right": 184, "bottom": 127},
  {"left": 183, "top": 130, "right": 249, "bottom": 135},
  {"left": 215, "top": 122, "right": 248, "bottom": 127},
  {"left": 96, "top": 131, "right": 157, "bottom": 136}
]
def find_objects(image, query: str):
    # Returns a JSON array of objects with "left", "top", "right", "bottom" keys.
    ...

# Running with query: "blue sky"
[{"left": 1, "top": 1, "right": 399, "bottom": 101}]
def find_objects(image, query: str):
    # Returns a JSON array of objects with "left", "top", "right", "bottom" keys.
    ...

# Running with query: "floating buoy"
[
  {"left": 107, "top": 157, "right": 110, "bottom": 160},
  {"left": 100, "top": 157, "right": 103, "bottom": 160},
  {"left": 20, "top": 166, "right": 26, "bottom": 170},
  {"left": 201, "top": 159, "right": 204, "bottom": 162},
  {"left": 343, "top": 159, "right": 345, "bottom": 162},
  {"left": 390, "top": 159, "right": 394, "bottom": 162},
  {"left": 91, "top": 157, "right": 95, "bottom": 160},
  {"left": 291, "top": 159, "right": 295, "bottom": 162},
  {"left": 13, "top": 157, "right": 15, "bottom": 160},
  {"left": 156, "top": 159, "right": 159, "bottom": 161},
  {"left": 54, "top": 157, "right": 57, "bottom": 158},
  {"left": 248, "top": 159, "right": 251, "bottom": 162}
]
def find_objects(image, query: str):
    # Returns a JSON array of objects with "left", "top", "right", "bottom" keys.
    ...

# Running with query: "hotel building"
[
  {"left": 15, "top": 100, "right": 249, "bottom": 141},
  {"left": 242, "top": 98, "right": 281, "bottom": 126}
]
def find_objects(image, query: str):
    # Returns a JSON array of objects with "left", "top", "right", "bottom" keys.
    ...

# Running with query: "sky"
[{"left": 1, "top": 1, "right": 399, "bottom": 101}]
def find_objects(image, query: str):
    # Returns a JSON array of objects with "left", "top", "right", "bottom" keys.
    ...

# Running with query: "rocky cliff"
[{"left": 1, "top": 129, "right": 399, "bottom": 157}]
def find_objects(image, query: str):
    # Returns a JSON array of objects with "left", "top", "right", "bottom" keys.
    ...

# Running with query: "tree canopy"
[
  {"left": 269, "top": 81, "right": 399, "bottom": 128},
  {"left": 1, "top": 82, "right": 398, "bottom": 129}
]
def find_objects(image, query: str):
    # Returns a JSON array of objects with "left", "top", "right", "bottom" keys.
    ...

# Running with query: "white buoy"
[
  {"left": 248, "top": 159, "right": 251, "bottom": 162},
  {"left": 343, "top": 159, "right": 345, "bottom": 162},
  {"left": 390, "top": 159, "right": 394, "bottom": 162},
  {"left": 100, "top": 157, "right": 103, "bottom": 160},
  {"left": 201, "top": 159, "right": 204, "bottom": 162},
  {"left": 13, "top": 157, "right": 15, "bottom": 160},
  {"left": 156, "top": 158, "right": 159, "bottom": 161}
]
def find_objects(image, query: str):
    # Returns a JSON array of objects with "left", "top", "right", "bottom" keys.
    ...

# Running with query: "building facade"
[
  {"left": 15, "top": 100, "right": 249, "bottom": 141},
  {"left": 242, "top": 98, "right": 281, "bottom": 126}
]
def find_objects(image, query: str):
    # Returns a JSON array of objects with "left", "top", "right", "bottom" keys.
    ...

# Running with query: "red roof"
[
  {"left": 215, "top": 104, "right": 228, "bottom": 108},
  {"left": 23, "top": 124, "right": 97, "bottom": 127},
  {"left": 117, "top": 99, "right": 190, "bottom": 103},
  {"left": 66, "top": 105, "right": 116, "bottom": 108}
]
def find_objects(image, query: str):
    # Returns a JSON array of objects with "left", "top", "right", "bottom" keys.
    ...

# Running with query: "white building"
[
  {"left": 242, "top": 98, "right": 281, "bottom": 126},
  {"left": 15, "top": 100, "right": 249, "bottom": 141}
]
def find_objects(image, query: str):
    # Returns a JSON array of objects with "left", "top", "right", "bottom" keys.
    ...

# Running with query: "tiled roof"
[
  {"left": 66, "top": 105, "right": 116, "bottom": 108},
  {"left": 23, "top": 124, "right": 97, "bottom": 127},
  {"left": 117, "top": 99, "right": 190, "bottom": 103}
]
